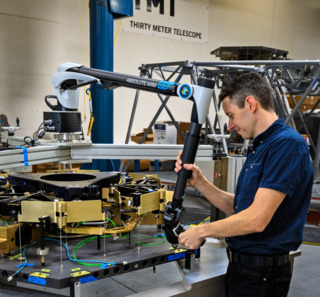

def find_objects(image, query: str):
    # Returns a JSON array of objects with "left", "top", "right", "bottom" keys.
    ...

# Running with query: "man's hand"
[
  {"left": 174, "top": 150, "right": 204, "bottom": 188},
  {"left": 178, "top": 225, "right": 205, "bottom": 250}
]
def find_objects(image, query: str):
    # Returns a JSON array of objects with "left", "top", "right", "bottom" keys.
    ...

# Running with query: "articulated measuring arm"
[
  {"left": 163, "top": 78, "right": 215, "bottom": 245},
  {"left": 51, "top": 63, "right": 215, "bottom": 245}
]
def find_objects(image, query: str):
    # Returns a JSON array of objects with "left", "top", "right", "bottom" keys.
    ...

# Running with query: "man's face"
[{"left": 222, "top": 96, "right": 255, "bottom": 140}]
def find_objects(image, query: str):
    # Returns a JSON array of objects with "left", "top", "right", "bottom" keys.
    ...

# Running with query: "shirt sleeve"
[{"left": 259, "top": 138, "right": 309, "bottom": 196}]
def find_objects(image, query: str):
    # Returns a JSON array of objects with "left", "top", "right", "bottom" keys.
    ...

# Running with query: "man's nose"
[{"left": 228, "top": 120, "right": 235, "bottom": 131}]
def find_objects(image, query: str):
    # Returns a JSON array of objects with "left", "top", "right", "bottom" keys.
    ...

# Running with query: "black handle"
[
  {"left": 172, "top": 121, "right": 202, "bottom": 210},
  {"left": 45, "top": 95, "right": 63, "bottom": 111},
  {"left": 163, "top": 121, "right": 202, "bottom": 245}
]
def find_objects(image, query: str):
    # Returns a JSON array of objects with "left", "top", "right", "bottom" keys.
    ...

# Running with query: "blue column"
[
  {"left": 89, "top": 0, "right": 114, "bottom": 171},
  {"left": 86, "top": 0, "right": 133, "bottom": 171}
]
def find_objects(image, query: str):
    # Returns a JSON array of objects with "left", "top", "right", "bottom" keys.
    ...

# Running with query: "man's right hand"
[{"left": 174, "top": 150, "right": 204, "bottom": 188}]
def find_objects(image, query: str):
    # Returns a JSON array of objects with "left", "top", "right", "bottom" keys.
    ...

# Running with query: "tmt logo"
[{"left": 135, "top": 0, "right": 175, "bottom": 17}]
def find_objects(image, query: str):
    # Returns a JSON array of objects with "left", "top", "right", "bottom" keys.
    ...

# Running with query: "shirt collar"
[{"left": 252, "top": 118, "right": 284, "bottom": 148}]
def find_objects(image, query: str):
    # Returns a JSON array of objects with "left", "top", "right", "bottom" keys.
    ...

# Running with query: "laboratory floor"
[{"left": 0, "top": 171, "right": 319, "bottom": 296}]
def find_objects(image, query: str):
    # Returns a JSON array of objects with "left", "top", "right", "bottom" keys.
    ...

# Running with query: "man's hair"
[{"left": 218, "top": 72, "right": 275, "bottom": 111}]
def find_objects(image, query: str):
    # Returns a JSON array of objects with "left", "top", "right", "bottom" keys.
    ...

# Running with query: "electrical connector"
[
  {"left": 43, "top": 119, "right": 53, "bottom": 125},
  {"left": 45, "top": 126, "right": 56, "bottom": 131},
  {"left": 7, "top": 273, "right": 16, "bottom": 282}
]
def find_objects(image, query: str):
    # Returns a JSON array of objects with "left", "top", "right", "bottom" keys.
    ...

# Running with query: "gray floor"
[
  {"left": 0, "top": 172, "right": 319, "bottom": 296},
  {"left": 288, "top": 244, "right": 320, "bottom": 297}
]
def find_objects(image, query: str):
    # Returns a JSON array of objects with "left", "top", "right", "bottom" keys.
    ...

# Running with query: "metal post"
[{"left": 212, "top": 91, "right": 228, "bottom": 154}]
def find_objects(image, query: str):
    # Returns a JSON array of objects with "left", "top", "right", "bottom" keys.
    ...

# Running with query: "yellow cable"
[
  {"left": 302, "top": 241, "right": 320, "bottom": 246},
  {"left": 87, "top": 89, "right": 94, "bottom": 136},
  {"left": 87, "top": 117, "right": 94, "bottom": 136},
  {"left": 114, "top": 19, "right": 123, "bottom": 45}
]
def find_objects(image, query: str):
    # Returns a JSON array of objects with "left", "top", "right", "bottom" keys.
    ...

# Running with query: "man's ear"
[{"left": 245, "top": 96, "right": 257, "bottom": 111}]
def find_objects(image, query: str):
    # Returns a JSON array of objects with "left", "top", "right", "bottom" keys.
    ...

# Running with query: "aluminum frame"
[{"left": 125, "top": 60, "right": 320, "bottom": 179}]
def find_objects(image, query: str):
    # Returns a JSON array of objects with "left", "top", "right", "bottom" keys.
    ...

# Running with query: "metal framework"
[
  {"left": 2, "top": 60, "right": 320, "bottom": 179},
  {"left": 124, "top": 60, "right": 320, "bottom": 179},
  {"left": 0, "top": 140, "right": 214, "bottom": 171}
]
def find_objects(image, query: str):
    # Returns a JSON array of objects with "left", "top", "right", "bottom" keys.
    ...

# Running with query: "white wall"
[{"left": 0, "top": 0, "right": 320, "bottom": 144}]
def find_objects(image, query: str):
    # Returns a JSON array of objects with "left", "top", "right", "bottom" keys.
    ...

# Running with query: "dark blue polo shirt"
[{"left": 227, "top": 119, "right": 313, "bottom": 255}]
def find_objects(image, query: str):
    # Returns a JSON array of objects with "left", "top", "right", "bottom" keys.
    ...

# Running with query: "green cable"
[
  {"left": 129, "top": 233, "right": 166, "bottom": 246},
  {"left": 73, "top": 236, "right": 97, "bottom": 266},
  {"left": 77, "top": 217, "right": 116, "bottom": 228},
  {"left": 72, "top": 218, "right": 116, "bottom": 266},
  {"left": 72, "top": 233, "right": 165, "bottom": 266},
  {"left": 73, "top": 234, "right": 126, "bottom": 266},
  {"left": 131, "top": 238, "right": 165, "bottom": 246},
  {"left": 105, "top": 217, "right": 116, "bottom": 228},
  {"left": 73, "top": 236, "right": 105, "bottom": 266}
]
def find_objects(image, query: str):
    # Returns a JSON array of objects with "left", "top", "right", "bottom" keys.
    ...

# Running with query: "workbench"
[{"left": 0, "top": 227, "right": 228, "bottom": 297}]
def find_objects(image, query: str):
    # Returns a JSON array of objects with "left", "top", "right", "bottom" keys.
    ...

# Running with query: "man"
[{"left": 175, "top": 72, "right": 313, "bottom": 297}]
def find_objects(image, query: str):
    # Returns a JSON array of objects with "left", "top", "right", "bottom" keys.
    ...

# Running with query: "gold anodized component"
[{"left": 18, "top": 200, "right": 105, "bottom": 228}]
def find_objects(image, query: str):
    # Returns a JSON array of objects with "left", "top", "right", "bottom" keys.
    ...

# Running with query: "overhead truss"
[{"left": 124, "top": 60, "right": 320, "bottom": 178}]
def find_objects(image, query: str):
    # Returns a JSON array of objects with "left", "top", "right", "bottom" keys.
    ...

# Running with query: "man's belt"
[{"left": 227, "top": 248, "right": 290, "bottom": 267}]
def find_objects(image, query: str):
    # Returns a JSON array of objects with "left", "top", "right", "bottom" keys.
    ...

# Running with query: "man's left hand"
[{"left": 178, "top": 226, "right": 204, "bottom": 250}]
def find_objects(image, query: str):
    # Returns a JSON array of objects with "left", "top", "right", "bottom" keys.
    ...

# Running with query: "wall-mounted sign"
[{"left": 122, "top": 0, "right": 208, "bottom": 44}]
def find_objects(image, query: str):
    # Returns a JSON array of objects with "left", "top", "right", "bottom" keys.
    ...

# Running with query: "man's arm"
[
  {"left": 183, "top": 163, "right": 235, "bottom": 215},
  {"left": 175, "top": 151, "right": 235, "bottom": 215},
  {"left": 179, "top": 187, "right": 286, "bottom": 249}
]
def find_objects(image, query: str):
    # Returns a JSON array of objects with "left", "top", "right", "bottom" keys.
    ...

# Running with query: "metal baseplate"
[{"left": 0, "top": 171, "right": 201, "bottom": 295}]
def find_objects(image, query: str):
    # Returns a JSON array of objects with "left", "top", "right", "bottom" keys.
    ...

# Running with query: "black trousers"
[{"left": 224, "top": 261, "right": 292, "bottom": 297}]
